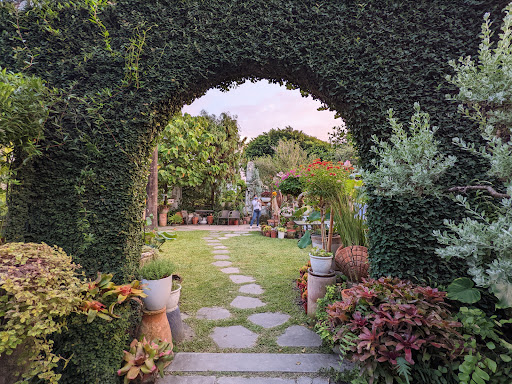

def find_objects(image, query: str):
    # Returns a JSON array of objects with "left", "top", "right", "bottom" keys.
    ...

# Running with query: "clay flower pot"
[
  {"left": 335, "top": 245, "right": 369, "bottom": 283},
  {"left": 207, "top": 215, "right": 214, "bottom": 225},
  {"left": 286, "top": 229, "right": 296, "bottom": 239},
  {"left": 271, "top": 231, "right": 277, "bottom": 238},
  {"left": 139, "top": 307, "right": 173, "bottom": 347},
  {"left": 191, "top": 216, "right": 199, "bottom": 225}
]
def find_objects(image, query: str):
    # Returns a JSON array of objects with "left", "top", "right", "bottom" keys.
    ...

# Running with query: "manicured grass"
[{"left": 158, "top": 230, "right": 327, "bottom": 354}]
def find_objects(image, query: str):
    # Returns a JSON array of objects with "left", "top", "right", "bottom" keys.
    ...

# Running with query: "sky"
[{"left": 182, "top": 80, "right": 341, "bottom": 142}]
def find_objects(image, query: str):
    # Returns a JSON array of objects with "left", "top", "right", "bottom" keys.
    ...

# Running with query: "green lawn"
[{"left": 158, "top": 230, "right": 327, "bottom": 354}]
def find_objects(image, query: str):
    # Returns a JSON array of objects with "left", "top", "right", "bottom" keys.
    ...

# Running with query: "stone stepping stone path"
[
  {"left": 230, "top": 296, "right": 265, "bottom": 309},
  {"left": 196, "top": 307, "right": 231, "bottom": 320},
  {"left": 229, "top": 275, "right": 255, "bottom": 284},
  {"left": 248, "top": 312, "right": 290, "bottom": 329},
  {"left": 212, "top": 261, "right": 232, "bottom": 267},
  {"left": 211, "top": 326, "right": 258, "bottom": 348},
  {"left": 161, "top": 231, "right": 338, "bottom": 384},
  {"left": 276, "top": 326, "right": 322, "bottom": 348},
  {"left": 239, "top": 284, "right": 264, "bottom": 295}
]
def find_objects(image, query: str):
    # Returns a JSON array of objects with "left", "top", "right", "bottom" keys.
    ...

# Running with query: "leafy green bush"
[
  {"left": 0, "top": 242, "right": 83, "bottom": 383},
  {"left": 315, "top": 283, "right": 344, "bottom": 348},
  {"left": 362, "top": 103, "right": 456, "bottom": 198},
  {"left": 140, "top": 258, "right": 175, "bottom": 280},
  {"left": 52, "top": 301, "right": 141, "bottom": 384}
]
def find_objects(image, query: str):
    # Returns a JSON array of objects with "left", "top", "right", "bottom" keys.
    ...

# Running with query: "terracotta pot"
[
  {"left": 207, "top": 215, "right": 214, "bottom": 225},
  {"left": 335, "top": 246, "right": 369, "bottom": 283},
  {"left": 140, "top": 307, "right": 173, "bottom": 345},
  {"left": 271, "top": 231, "right": 277, "bottom": 238},
  {"left": 265, "top": 231, "right": 271, "bottom": 237},
  {"left": 158, "top": 212, "right": 168, "bottom": 227},
  {"left": 191, "top": 216, "right": 199, "bottom": 225},
  {"left": 286, "top": 229, "right": 296, "bottom": 239}
]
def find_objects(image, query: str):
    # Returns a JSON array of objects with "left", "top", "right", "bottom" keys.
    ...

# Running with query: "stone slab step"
[
  {"left": 166, "top": 353, "right": 341, "bottom": 373},
  {"left": 158, "top": 376, "right": 329, "bottom": 384}
]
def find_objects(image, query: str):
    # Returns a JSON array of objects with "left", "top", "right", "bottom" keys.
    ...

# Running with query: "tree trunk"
[{"left": 145, "top": 147, "right": 158, "bottom": 229}]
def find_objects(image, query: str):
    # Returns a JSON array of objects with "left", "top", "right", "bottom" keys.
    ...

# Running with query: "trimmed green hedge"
[
  {"left": 52, "top": 301, "right": 141, "bottom": 384},
  {"left": 0, "top": 0, "right": 507, "bottom": 283},
  {"left": 367, "top": 194, "right": 470, "bottom": 286}
]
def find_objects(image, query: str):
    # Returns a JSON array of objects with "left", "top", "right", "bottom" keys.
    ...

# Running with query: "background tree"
[
  {"left": 253, "top": 139, "right": 309, "bottom": 189},
  {"left": 199, "top": 111, "right": 244, "bottom": 208},
  {"left": 244, "top": 126, "right": 334, "bottom": 160},
  {"left": 158, "top": 113, "right": 215, "bottom": 206}
]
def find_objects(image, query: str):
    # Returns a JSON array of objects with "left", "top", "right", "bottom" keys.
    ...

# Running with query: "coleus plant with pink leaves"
[{"left": 326, "top": 277, "right": 467, "bottom": 383}]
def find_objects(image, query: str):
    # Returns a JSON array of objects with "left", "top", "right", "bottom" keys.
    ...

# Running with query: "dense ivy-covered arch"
[{"left": 0, "top": 0, "right": 507, "bottom": 282}]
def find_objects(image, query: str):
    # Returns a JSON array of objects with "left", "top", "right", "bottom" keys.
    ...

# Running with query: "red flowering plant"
[
  {"left": 297, "top": 160, "right": 353, "bottom": 250},
  {"left": 326, "top": 277, "right": 467, "bottom": 384}
]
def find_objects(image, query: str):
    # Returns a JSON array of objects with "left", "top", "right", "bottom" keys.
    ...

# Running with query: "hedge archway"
[{"left": 0, "top": 0, "right": 507, "bottom": 282}]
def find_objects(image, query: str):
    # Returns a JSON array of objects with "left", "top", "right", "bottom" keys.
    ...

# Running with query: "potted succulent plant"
[
  {"left": 277, "top": 227, "right": 286, "bottom": 239},
  {"left": 309, "top": 247, "right": 333, "bottom": 275},
  {"left": 140, "top": 258, "right": 175, "bottom": 311},
  {"left": 117, "top": 337, "right": 173, "bottom": 383}
]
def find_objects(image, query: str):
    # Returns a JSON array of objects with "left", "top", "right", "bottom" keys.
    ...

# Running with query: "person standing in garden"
[{"left": 249, "top": 195, "right": 262, "bottom": 228}]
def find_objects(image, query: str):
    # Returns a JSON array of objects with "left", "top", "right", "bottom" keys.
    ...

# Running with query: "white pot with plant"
[
  {"left": 166, "top": 280, "right": 182, "bottom": 311},
  {"left": 140, "top": 258, "right": 175, "bottom": 311},
  {"left": 277, "top": 227, "right": 286, "bottom": 239},
  {"left": 309, "top": 247, "right": 333, "bottom": 275}
]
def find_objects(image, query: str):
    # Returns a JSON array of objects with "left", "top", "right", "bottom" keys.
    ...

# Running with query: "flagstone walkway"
[{"left": 157, "top": 230, "right": 347, "bottom": 383}]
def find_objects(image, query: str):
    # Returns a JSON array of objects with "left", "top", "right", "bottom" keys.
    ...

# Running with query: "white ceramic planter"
[
  {"left": 142, "top": 275, "right": 173, "bottom": 311},
  {"left": 166, "top": 283, "right": 182, "bottom": 311},
  {"left": 309, "top": 254, "right": 333, "bottom": 275},
  {"left": 278, "top": 231, "right": 285, "bottom": 239}
]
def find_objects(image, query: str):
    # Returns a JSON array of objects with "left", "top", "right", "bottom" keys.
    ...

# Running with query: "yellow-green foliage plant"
[{"left": 0, "top": 242, "right": 83, "bottom": 384}]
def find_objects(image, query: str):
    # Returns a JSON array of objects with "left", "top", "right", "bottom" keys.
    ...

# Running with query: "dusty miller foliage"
[
  {"left": 435, "top": 4, "right": 512, "bottom": 306},
  {"left": 362, "top": 102, "right": 456, "bottom": 198}
]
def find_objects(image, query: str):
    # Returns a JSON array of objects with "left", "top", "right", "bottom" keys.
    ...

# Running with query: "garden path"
[{"left": 157, "top": 230, "right": 347, "bottom": 383}]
